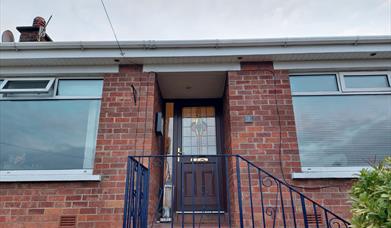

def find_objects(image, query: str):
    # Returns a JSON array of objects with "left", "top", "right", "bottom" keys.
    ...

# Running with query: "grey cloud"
[{"left": 0, "top": 0, "right": 390, "bottom": 41}]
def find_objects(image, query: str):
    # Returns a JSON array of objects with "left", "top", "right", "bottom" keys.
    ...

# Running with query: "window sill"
[
  {"left": 292, "top": 171, "right": 360, "bottom": 179},
  {"left": 0, "top": 170, "right": 101, "bottom": 182}
]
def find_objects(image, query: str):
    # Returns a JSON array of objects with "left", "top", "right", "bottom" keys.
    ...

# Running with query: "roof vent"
[
  {"left": 59, "top": 216, "right": 77, "bottom": 227},
  {"left": 307, "top": 212, "right": 323, "bottom": 225},
  {"left": 1, "top": 30, "right": 15, "bottom": 42}
]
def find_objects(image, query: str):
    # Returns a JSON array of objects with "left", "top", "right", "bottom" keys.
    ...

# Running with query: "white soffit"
[
  {"left": 0, "top": 65, "right": 119, "bottom": 76},
  {"left": 274, "top": 59, "right": 391, "bottom": 72},
  {"left": 157, "top": 72, "right": 226, "bottom": 99},
  {"left": 143, "top": 63, "right": 240, "bottom": 72}
]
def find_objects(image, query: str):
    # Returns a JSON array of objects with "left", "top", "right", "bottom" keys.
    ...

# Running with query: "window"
[
  {"left": 0, "top": 78, "right": 55, "bottom": 93},
  {"left": 57, "top": 80, "right": 104, "bottom": 96},
  {"left": 0, "top": 77, "right": 103, "bottom": 181},
  {"left": 341, "top": 73, "right": 391, "bottom": 91},
  {"left": 290, "top": 74, "right": 339, "bottom": 92},
  {"left": 290, "top": 72, "right": 391, "bottom": 173}
]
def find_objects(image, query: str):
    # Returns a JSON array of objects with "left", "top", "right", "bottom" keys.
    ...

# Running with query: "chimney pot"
[{"left": 33, "top": 16, "right": 46, "bottom": 28}]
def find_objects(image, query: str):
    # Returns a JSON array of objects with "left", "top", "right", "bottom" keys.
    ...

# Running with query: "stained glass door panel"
[{"left": 181, "top": 106, "right": 217, "bottom": 155}]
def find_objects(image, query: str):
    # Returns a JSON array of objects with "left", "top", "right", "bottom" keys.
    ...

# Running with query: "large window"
[
  {"left": 0, "top": 78, "right": 103, "bottom": 177},
  {"left": 290, "top": 72, "right": 391, "bottom": 171}
]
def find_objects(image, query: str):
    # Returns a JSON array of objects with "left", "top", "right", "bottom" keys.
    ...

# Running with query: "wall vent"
[
  {"left": 59, "top": 216, "right": 76, "bottom": 227},
  {"left": 307, "top": 213, "right": 323, "bottom": 225}
]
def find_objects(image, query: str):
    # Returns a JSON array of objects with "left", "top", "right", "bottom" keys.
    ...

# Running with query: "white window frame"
[
  {"left": 340, "top": 71, "right": 391, "bottom": 92},
  {"left": 0, "top": 76, "right": 103, "bottom": 182},
  {"left": 0, "top": 78, "right": 55, "bottom": 93},
  {"left": 289, "top": 72, "right": 344, "bottom": 96},
  {"left": 289, "top": 73, "right": 342, "bottom": 96},
  {"left": 290, "top": 71, "right": 391, "bottom": 179}
]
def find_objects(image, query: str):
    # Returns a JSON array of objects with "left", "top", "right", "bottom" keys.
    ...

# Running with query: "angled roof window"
[{"left": 0, "top": 78, "right": 55, "bottom": 94}]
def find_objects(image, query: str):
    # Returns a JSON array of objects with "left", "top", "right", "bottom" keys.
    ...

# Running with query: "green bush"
[{"left": 350, "top": 157, "right": 391, "bottom": 228}]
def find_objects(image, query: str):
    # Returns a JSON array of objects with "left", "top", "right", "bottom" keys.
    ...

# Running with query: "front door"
[{"left": 174, "top": 102, "right": 224, "bottom": 212}]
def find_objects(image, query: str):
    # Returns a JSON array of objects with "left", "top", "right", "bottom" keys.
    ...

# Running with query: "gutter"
[{"left": 1, "top": 35, "right": 390, "bottom": 51}]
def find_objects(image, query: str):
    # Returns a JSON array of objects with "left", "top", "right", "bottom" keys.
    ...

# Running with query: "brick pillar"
[
  {"left": 95, "top": 65, "right": 162, "bottom": 226},
  {"left": 223, "top": 62, "right": 301, "bottom": 227},
  {"left": 225, "top": 62, "right": 301, "bottom": 176}
]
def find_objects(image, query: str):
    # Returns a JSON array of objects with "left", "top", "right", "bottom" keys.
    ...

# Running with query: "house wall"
[
  {"left": 0, "top": 62, "right": 354, "bottom": 227},
  {"left": 223, "top": 62, "right": 354, "bottom": 226},
  {"left": 0, "top": 65, "right": 162, "bottom": 228}
]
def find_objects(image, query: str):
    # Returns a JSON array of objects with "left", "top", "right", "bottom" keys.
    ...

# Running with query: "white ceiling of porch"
[{"left": 157, "top": 72, "right": 226, "bottom": 99}]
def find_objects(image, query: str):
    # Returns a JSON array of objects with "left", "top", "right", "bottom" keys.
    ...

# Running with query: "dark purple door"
[{"left": 175, "top": 105, "right": 224, "bottom": 211}]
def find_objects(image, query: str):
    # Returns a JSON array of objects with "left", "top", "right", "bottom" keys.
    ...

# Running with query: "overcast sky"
[{"left": 0, "top": 0, "right": 390, "bottom": 41}]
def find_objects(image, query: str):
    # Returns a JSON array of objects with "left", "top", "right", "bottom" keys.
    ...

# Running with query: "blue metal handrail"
[
  {"left": 123, "top": 154, "right": 351, "bottom": 228},
  {"left": 123, "top": 157, "right": 150, "bottom": 228}
]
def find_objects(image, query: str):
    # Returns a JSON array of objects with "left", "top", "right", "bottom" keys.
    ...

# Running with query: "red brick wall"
[
  {"left": 223, "top": 62, "right": 354, "bottom": 226},
  {"left": 0, "top": 65, "right": 162, "bottom": 228},
  {"left": 0, "top": 62, "right": 354, "bottom": 227}
]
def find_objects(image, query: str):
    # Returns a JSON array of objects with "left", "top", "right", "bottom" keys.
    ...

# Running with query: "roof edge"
[{"left": 1, "top": 35, "right": 390, "bottom": 50}]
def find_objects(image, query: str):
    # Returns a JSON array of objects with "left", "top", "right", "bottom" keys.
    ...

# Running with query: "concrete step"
[{"left": 153, "top": 213, "right": 230, "bottom": 227}]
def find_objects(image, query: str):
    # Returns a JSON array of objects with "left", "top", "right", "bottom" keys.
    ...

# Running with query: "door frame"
[{"left": 166, "top": 99, "right": 226, "bottom": 212}]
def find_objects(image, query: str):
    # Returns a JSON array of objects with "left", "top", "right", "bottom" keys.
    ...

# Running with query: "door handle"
[{"left": 177, "top": 147, "right": 182, "bottom": 161}]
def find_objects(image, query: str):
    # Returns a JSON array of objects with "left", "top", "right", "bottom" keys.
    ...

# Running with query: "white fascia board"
[
  {"left": 0, "top": 65, "right": 119, "bottom": 76},
  {"left": 274, "top": 59, "right": 391, "bottom": 72},
  {"left": 143, "top": 63, "right": 240, "bottom": 72},
  {"left": 1, "top": 43, "right": 390, "bottom": 61}
]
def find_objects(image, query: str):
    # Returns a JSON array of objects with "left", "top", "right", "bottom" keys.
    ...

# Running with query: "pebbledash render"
[{"left": 1, "top": 19, "right": 391, "bottom": 228}]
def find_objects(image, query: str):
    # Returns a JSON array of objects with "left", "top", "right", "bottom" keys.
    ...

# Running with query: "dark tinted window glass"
[
  {"left": 0, "top": 100, "right": 100, "bottom": 170},
  {"left": 292, "top": 95, "right": 391, "bottom": 168},
  {"left": 4, "top": 80, "right": 50, "bottom": 89}
]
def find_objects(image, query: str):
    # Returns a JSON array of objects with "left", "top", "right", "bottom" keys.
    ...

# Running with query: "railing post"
[
  {"left": 247, "top": 163, "right": 255, "bottom": 228},
  {"left": 215, "top": 156, "right": 222, "bottom": 228},
  {"left": 300, "top": 195, "right": 309, "bottom": 228},
  {"left": 225, "top": 156, "right": 232, "bottom": 228},
  {"left": 191, "top": 158, "right": 195, "bottom": 228},
  {"left": 258, "top": 170, "right": 266, "bottom": 228},
  {"left": 324, "top": 211, "right": 330, "bottom": 228},
  {"left": 140, "top": 170, "right": 146, "bottom": 228},
  {"left": 279, "top": 182, "right": 287, "bottom": 228},
  {"left": 180, "top": 157, "right": 184, "bottom": 228},
  {"left": 289, "top": 189, "right": 297, "bottom": 228},
  {"left": 123, "top": 157, "right": 131, "bottom": 228},
  {"left": 142, "top": 160, "right": 150, "bottom": 228},
  {"left": 133, "top": 162, "right": 141, "bottom": 228},
  {"left": 170, "top": 156, "right": 176, "bottom": 228},
  {"left": 313, "top": 204, "right": 320, "bottom": 228},
  {"left": 236, "top": 156, "right": 244, "bottom": 228}
]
